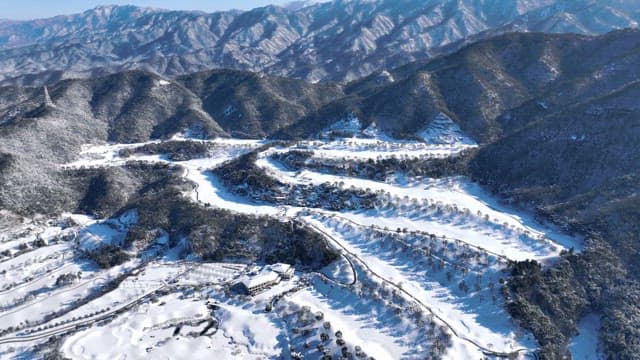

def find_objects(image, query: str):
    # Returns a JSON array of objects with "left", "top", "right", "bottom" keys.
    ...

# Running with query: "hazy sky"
[{"left": 1, "top": 1, "right": 297, "bottom": 20}]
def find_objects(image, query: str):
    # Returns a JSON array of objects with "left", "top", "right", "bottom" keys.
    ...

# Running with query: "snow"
[
  {"left": 267, "top": 263, "right": 294, "bottom": 277},
  {"left": 329, "top": 210, "right": 554, "bottom": 262},
  {"left": 362, "top": 121, "right": 382, "bottom": 138},
  {"left": 0, "top": 134, "right": 586, "bottom": 359},
  {"left": 62, "top": 139, "right": 273, "bottom": 216},
  {"left": 180, "top": 263, "right": 245, "bottom": 287},
  {"left": 55, "top": 259, "right": 290, "bottom": 359},
  {"left": 303, "top": 216, "right": 537, "bottom": 358},
  {"left": 62, "top": 138, "right": 263, "bottom": 170},
  {"left": 71, "top": 211, "right": 137, "bottom": 251},
  {"left": 77, "top": 222, "right": 124, "bottom": 251},
  {"left": 216, "top": 304, "right": 283, "bottom": 357},
  {"left": 61, "top": 292, "right": 211, "bottom": 360},
  {"left": 0, "top": 245, "right": 84, "bottom": 304},
  {"left": 62, "top": 141, "right": 167, "bottom": 169},
  {"left": 419, "top": 113, "right": 477, "bottom": 145},
  {"left": 321, "top": 114, "right": 420, "bottom": 142},
  {"left": 294, "top": 137, "right": 474, "bottom": 160},
  {"left": 0, "top": 258, "right": 137, "bottom": 331},
  {"left": 45, "top": 260, "right": 240, "bottom": 359},
  {"left": 322, "top": 113, "right": 363, "bottom": 137},
  {"left": 379, "top": 69, "right": 395, "bottom": 83},
  {"left": 180, "top": 157, "right": 280, "bottom": 216},
  {"left": 257, "top": 148, "right": 579, "bottom": 261},
  {"left": 288, "top": 287, "right": 407, "bottom": 359},
  {"left": 319, "top": 256, "right": 355, "bottom": 285},
  {"left": 569, "top": 314, "right": 604, "bottom": 360},
  {"left": 237, "top": 269, "right": 280, "bottom": 290}
]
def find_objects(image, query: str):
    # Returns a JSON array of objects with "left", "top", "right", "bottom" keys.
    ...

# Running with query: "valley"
[
  {"left": 0, "top": 125, "right": 581, "bottom": 359},
  {"left": 0, "top": 3, "right": 639, "bottom": 358}
]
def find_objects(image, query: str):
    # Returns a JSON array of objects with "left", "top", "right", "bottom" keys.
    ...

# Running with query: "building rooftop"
[
  {"left": 268, "top": 263, "right": 293, "bottom": 275},
  {"left": 239, "top": 270, "right": 280, "bottom": 290}
]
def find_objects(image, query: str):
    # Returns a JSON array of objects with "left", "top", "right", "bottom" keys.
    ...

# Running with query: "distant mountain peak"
[
  {"left": 283, "top": 0, "right": 330, "bottom": 11},
  {"left": 1, "top": 0, "right": 639, "bottom": 86},
  {"left": 81, "top": 4, "right": 165, "bottom": 17}
]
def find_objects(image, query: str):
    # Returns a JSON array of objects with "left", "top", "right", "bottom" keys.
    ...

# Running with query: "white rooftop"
[
  {"left": 239, "top": 270, "right": 280, "bottom": 289},
  {"left": 268, "top": 263, "right": 293, "bottom": 275}
]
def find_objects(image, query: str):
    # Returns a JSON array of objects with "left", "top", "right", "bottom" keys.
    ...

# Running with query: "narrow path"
[
  {"left": 0, "top": 275, "right": 109, "bottom": 320},
  {"left": 0, "top": 257, "right": 77, "bottom": 296},
  {"left": 0, "top": 264, "right": 192, "bottom": 345}
]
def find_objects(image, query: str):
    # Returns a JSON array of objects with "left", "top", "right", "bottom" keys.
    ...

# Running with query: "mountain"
[
  {"left": 277, "top": 28, "right": 640, "bottom": 142},
  {"left": 0, "top": 69, "right": 341, "bottom": 215},
  {"left": 465, "top": 31, "right": 640, "bottom": 358},
  {"left": 1, "top": 25, "right": 640, "bottom": 358},
  {"left": 177, "top": 69, "right": 343, "bottom": 138},
  {"left": 0, "top": 0, "right": 639, "bottom": 86},
  {"left": 362, "top": 28, "right": 640, "bottom": 358}
]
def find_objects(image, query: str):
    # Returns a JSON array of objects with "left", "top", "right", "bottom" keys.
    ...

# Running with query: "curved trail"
[{"left": 0, "top": 257, "right": 77, "bottom": 296}]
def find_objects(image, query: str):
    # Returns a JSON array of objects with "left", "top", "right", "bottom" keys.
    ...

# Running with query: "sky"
[{"left": 0, "top": 0, "right": 298, "bottom": 20}]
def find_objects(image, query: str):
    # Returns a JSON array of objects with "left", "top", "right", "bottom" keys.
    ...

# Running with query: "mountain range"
[
  {"left": 1, "top": 1, "right": 640, "bottom": 359},
  {"left": 0, "top": 0, "right": 639, "bottom": 86}
]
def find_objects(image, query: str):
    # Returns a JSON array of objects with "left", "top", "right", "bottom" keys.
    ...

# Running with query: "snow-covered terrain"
[
  {"left": 1, "top": 0, "right": 637, "bottom": 86},
  {"left": 569, "top": 314, "right": 604, "bottom": 360},
  {"left": 419, "top": 113, "right": 477, "bottom": 146},
  {"left": 295, "top": 138, "right": 474, "bottom": 161},
  {"left": 0, "top": 128, "right": 583, "bottom": 359}
]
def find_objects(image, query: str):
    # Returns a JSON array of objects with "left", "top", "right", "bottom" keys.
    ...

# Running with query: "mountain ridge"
[
  {"left": 1, "top": 26, "right": 640, "bottom": 359},
  {"left": 0, "top": 0, "right": 638, "bottom": 86}
]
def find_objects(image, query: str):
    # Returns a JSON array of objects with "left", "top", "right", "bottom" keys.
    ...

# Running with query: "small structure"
[
  {"left": 269, "top": 263, "right": 294, "bottom": 279},
  {"left": 43, "top": 86, "right": 55, "bottom": 108}
]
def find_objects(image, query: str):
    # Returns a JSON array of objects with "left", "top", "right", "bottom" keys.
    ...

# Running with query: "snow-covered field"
[
  {"left": 0, "top": 127, "right": 583, "bottom": 359},
  {"left": 303, "top": 215, "right": 536, "bottom": 358},
  {"left": 569, "top": 314, "right": 604, "bottom": 360},
  {"left": 294, "top": 138, "right": 474, "bottom": 160}
]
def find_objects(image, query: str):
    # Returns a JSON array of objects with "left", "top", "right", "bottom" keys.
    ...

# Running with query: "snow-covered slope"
[
  {"left": 0, "top": 132, "right": 585, "bottom": 358},
  {"left": 419, "top": 113, "right": 477, "bottom": 145}
]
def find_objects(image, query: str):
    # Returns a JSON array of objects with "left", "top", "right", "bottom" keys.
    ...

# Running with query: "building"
[
  {"left": 268, "top": 263, "right": 294, "bottom": 279},
  {"left": 235, "top": 270, "right": 281, "bottom": 296},
  {"left": 232, "top": 264, "right": 295, "bottom": 296}
]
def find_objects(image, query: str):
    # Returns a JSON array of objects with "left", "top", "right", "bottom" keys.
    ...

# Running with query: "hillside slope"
[
  {"left": 177, "top": 69, "right": 343, "bottom": 138},
  {"left": 295, "top": 29, "right": 640, "bottom": 144},
  {"left": 0, "top": 68, "right": 341, "bottom": 214},
  {"left": 275, "top": 29, "right": 640, "bottom": 358}
]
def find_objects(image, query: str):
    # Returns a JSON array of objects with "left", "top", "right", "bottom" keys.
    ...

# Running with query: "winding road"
[{"left": 300, "top": 218, "right": 530, "bottom": 359}]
